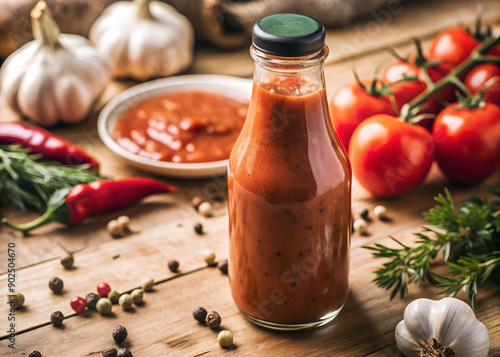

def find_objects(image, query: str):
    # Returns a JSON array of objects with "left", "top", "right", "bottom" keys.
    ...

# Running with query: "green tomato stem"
[{"left": 407, "top": 36, "right": 500, "bottom": 111}]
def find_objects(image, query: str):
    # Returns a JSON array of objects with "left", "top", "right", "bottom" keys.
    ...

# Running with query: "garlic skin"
[
  {"left": 89, "top": 0, "right": 194, "bottom": 80},
  {"left": 0, "top": 1, "right": 110, "bottom": 127},
  {"left": 395, "top": 297, "right": 490, "bottom": 357}
]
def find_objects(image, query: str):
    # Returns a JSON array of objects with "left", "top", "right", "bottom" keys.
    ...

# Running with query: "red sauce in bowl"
[{"left": 113, "top": 91, "right": 249, "bottom": 163}]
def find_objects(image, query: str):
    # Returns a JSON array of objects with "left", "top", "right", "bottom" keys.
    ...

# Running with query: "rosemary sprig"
[
  {"left": 363, "top": 188, "right": 500, "bottom": 307},
  {"left": 0, "top": 146, "right": 108, "bottom": 212}
]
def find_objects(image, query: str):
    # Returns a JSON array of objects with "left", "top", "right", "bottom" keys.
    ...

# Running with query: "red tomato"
[
  {"left": 349, "top": 114, "right": 434, "bottom": 197},
  {"left": 427, "top": 28, "right": 480, "bottom": 66},
  {"left": 427, "top": 27, "right": 500, "bottom": 66},
  {"left": 465, "top": 64, "right": 500, "bottom": 107},
  {"left": 329, "top": 79, "right": 395, "bottom": 151},
  {"left": 381, "top": 57, "right": 454, "bottom": 114},
  {"left": 433, "top": 102, "right": 500, "bottom": 184}
]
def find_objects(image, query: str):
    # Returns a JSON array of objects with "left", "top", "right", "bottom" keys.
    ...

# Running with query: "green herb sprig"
[
  {"left": 363, "top": 188, "right": 500, "bottom": 308},
  {"left": 0, "top": 146, "right": 108, "bottom": 212}
]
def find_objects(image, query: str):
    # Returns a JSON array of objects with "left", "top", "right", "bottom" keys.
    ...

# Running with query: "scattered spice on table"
[
  {"left": 191, "top": 197, "right": 204, "bottom": 210},
  {"left": 97, "top": 282, "right": 112, "bottom": 298},
  {"left": 217, "top": 260, "right": 228, "bottom": 275},
  {"left": 206, "top": 311, "right": 221, "bottom": 329},
  {"left": 130, "top": 289, "right": 143, "bottom": 304},
  {"left": 108, "top": 290, "right": 120, "bottom": 304},
  {"left": 85, "top": 293, "right": 100, "bottom": 310},
  {"left": 48, "top": 276, "right": 64, "bottom": 294},
  {"left": 198, "top": 202, "right": 213, "bottom": 217},
  {"left": 218, "top": 330, "right": 234, "bottom": 347},
  {"left": 60, "top": 253, "right": 74, "bottom": 269},
  {"left": 28, "top": 351, "right": 42, "bottom": 357},
  {"left": 168, "top": 260, "right": 180, "bottom": 273},
  {"left": 12, "top": 291, "right": 25, "bottom": 308},
  {"left": 194, "top": 223, "right": 204, "bottom": 235},
  {"left": 113, "top": 325, "right": 128, "bottom": 344},
  {"left": 96, "top": 298, "right": 113, "bottom": 314},
  {"left": 102, "top": 347, "right": 118, "bottom": 357},
  {"left": 70, "top": 296, "right": 87, "bottom": 313},
  {"left": 142, "top": 278, "right": 154, "bottom": 292},
  {"left": 373, "top": 205, "right": 387, "bottom": 219},
  {"left": 50, "top": 311, "right": 64, "bottom": 326},
  {"left": 117, "top": 348, "right": 133, "bottom": 357},
  {"left": 193, "top": 307, "right": 207, "bottom": 323},
  {"left": 118, "top": 294, "right": 133, "bottom": 310},
  {"left": 202, "top": 249, "right": 216, "bottom": 265}
]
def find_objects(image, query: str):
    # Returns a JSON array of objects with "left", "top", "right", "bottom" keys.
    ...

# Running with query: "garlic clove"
[{"left": 396, "top": 297, "right": 490, "bottom": 357}]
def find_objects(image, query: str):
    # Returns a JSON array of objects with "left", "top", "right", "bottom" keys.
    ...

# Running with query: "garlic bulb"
[
  {"left": 89, "top": 0, "right": 194, "bottom": 80},
  {"left": 396, "top": 297, "right": 490, "bottom": 357},
  {"left": 0, "top": 1, "right": 110, "bottom": 126}
]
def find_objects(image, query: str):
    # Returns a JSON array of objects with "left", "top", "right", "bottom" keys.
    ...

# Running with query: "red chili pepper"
[
  {"left": 1, "top": 178, "right": 175, "bottom": 231},
  {"left": 0, "top": 122, "right": 99, "bottom": 168}
]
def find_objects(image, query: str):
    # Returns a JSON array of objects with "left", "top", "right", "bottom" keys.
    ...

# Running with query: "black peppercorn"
[
  {"left": 50, "top": 311, "right": 64, "bottom": 326},
  {"left": 360, "top": 208, "right": 369, "bottom": 221},
  {"left": 117, "top": 348, "right": 133, "bottom": 357},
  {"left": 168, "top": 260, "right": 179, "bottom": 273},
  {"left": 85, "top": 292, "right": 100, "bottom": 310},
  {"left": 29, "top": 351, "right": 42, "bottom": 357},
  {"left": 48, "top": 276, "right": 64, "bottom": 294},
  {"left": 194, "top": 223, "right": 203, "bottom": 235},
  {"left": 206, "top": 311, "right": 222, "bottom": 329},
  {"left": 60, "top": 254, "right": 74, "bottom": 269},
  {"left": 113, "top": 325, "right": 128, "bottom": 344},
  {"left": 102, "top": 347, "right": 117, "bottom": 357},
  {"left": 217, "top": 260, "right": 228, "bottom": 275},
  {"left": 193, "top": 307, "right": 207, "bottom": 323}
]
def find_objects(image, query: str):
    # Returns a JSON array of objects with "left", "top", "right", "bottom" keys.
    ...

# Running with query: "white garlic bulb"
[
  {"left": 89, "top": 0, "right": 194, "bottom": 80},
  {"left": 0, "top": 1, "right": 110, "bottom": 127},
  {"left": 396, "top": 297, "right": 490, "bottom": 357}
]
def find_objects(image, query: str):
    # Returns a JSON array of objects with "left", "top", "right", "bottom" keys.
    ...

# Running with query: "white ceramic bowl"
[{"left": 98, "top": 75, "right": 252, "bottom": 178}]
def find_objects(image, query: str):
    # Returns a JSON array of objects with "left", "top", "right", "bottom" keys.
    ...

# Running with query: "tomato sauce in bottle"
[{"left": 228, "top": 14, "right": 351, "bottom": 330}]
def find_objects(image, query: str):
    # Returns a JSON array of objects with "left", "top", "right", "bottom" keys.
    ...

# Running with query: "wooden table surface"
[{"left": 1, "top": 0, "right": 500, "bottom": 356}]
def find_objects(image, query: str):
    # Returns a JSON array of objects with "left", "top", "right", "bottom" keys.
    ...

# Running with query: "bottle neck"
[{"left": 250, "top": 45, "right": 328, "bottom": 97}]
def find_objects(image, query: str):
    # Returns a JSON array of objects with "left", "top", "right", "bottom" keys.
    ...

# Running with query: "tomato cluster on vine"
[{"left": 329, "top": 24, "right": 500, "bottom": 197}]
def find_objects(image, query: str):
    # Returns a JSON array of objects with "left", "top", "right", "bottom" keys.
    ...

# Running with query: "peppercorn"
[
  {"left": 113, "top": 325, "right": 128, "bottom": 344},
  {"left": 70, "top": 296, "right": 86, "bottom": 313},
  {"left": 142, "top": 278, "right": 154, "bottom": 292},
  {"left": 107, "top": 219, "right": 123, "bottom": 237},
  {"left": 191, "top": 196, "right": 204, "bottom": 210},
  {"left": 130, "top": 289, "right": 143, "bottom": 304},
  {"left": 202, "top": 248, "right": 216, "bottom": 265},
  {"left": 217, "top": 330, "right": 233, "bottom": 347},
  {"left": 48, "top": 276, "right": 64, "bottom": 294},
  {"left": 360, "top": 208, "right": 370, "bottom": 221},
  {"left": 102, "top": 347, "right": 118, "bottom": 357},
  {"left": 12, "top": 291, "right": 25, "bottom": 308},
  {"left": 29, "top": 351, "right": 42, "bottom": 357},
  {"left": 198, "top": 202, "right": 213, "bottom": 217},
  {"left": 168, "top": 260, "right": 180, "bottom": 273},
  {"left": 85, "top": 293, "right": 100, "bottom": 310},
  {"left": 50, "top": 311, "right": 64, "bottom": 326},
  {"left": 374, "top": 205, "right": 388, "bottom": 219},
  {"left": 60, "top": 253, "right": 74, "bottom": 269},
  {"left": 118, "top": 294, "right": 133, "bottom": 310},
  {"left": 206, "top": 311, "right": 222, "bottom": 329},
  {"left": 117, "top": 348, "right": 133, "bottom": 357},
  {"left": 96, "top": 298, "right": 113, "bottom": 314},
  {"left": 116, "top": 216, "right": 130, "bottom": 230},
  {"left": 353, "top": 219, "right": 367, "bottom": 233},
  {"left": 193, "top": 223, "right": 203, "bottom": 235},
  {"left": 217, "top": 260, "right": 228, "bottom": 275},
  {"left": 108, "top": 289, "right": 120, "bottom": 304},
  {"left": 193, "top": 307, "right": 207, "bottom": 323},
  {"left": 97, "top": 282, "right": 112, "bottom": 298}
]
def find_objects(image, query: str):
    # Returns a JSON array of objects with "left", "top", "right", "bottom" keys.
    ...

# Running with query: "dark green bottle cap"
[{"left": 252, "top": 13, "right": 325, "bottom": 57}]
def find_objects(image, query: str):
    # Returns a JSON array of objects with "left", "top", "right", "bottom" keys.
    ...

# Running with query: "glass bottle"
[{"left": 228, "top": 13, "right": 352, "bottom": 330}]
